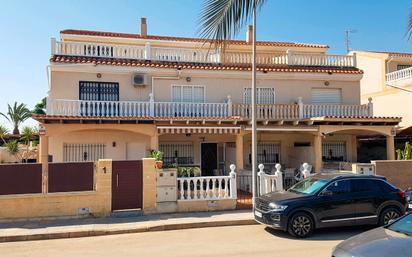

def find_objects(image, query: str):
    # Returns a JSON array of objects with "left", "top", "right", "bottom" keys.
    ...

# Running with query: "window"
[
  {"left": 160, "top": 143, "right": 194, "bottom": 165},
  {"left": 249, "top": 143, "right": 280, "bottom": 164},
  {"left": 79, "top": 81, "right": 119, "bottom": 101},
  {"left": 322, "top": 141, "right": 347, "bottom": 162},
  {"left": 243, "top": 88, "right": 275, "bottom": 104},
  {"left": 397, "top": 65, "right": 412, "bottom": 71},
  {"left": 172, "top": 85, "right": 205, "bottom": 103},
  {"left": 311, "top": 88, "right": 342, "bottom": 104},
  {"left": 325, "top": 180, "right": 351, "bottom": 195},
  {"left": 63, "top": 143, "right": 105, "bottom": 162},
  {"left": 351, "top": 179, "right": 379, "bottom": 193}
]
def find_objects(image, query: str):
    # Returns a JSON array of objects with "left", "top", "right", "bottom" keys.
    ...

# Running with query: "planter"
[{"left": 155, "top": 161, "right": 163, "bottom": 169}]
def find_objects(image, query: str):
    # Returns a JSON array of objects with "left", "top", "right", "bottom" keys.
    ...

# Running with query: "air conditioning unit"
[{"left": 132, "top": 73, "right": 148, "bottom": 87}]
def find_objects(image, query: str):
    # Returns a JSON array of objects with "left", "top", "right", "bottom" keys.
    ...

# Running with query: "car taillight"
[{"left": 398, "top": 191, "right": 407, "bottom": 198}]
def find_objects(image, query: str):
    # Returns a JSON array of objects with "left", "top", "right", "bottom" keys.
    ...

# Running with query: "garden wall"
[{"left": 372, "top": 160, "right": 412, "bottom": 190}]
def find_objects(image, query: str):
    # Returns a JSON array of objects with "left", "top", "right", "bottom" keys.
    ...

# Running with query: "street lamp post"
[{"left": 251, "top": 3, "right": 258, "bottom": 207}]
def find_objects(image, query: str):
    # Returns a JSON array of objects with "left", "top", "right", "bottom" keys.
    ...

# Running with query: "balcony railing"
[
  {"left": 51, "top": 38, "right": 356, "bottom": 67},
  {"left": 386, "top": 67, "right": 412, "bottom": 85},
  {"left": 47, "top": 97, "right": 373, "bottom": 119}
]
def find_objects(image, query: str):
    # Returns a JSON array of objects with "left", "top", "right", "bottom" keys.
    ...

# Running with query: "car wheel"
[
  {"left": 288, "top": 212, "right": 314, "bottom": 238},
  {"left": 379, "top": 207, "right": 401, "bottom": 226}
]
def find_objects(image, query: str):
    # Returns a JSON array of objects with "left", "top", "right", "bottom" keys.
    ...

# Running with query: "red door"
[{"left": 112, "top": 160, "right": 143, "bottom": 211}]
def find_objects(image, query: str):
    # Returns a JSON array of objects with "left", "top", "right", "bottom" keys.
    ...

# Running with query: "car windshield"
[
  {"left": 387, "top": 213, "right": 412, "bottom": 236},
  {"left": 288, "top": 177, "right": 329, "bottom": 195}
]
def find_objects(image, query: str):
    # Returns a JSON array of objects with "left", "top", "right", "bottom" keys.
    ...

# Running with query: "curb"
[{"left": 0, "top": 219, "right": 257, "bottom": 243}]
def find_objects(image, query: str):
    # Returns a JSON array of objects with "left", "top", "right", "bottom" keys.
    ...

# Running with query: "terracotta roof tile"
[
  {"left": 51, "top": 55, "right": 363, "bottom": 74},
  {"left": 60, "top": 29, "right": 329, "bottom": 48}
]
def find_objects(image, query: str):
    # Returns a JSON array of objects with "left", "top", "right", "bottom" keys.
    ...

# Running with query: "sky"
[{"left": 0, "top": 0, "right": 411, "bottom": 130}]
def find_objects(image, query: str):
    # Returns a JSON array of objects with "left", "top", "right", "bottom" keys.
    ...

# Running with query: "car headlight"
[{"left": 268, "top": 203, "right": 288, "bottom": 212}]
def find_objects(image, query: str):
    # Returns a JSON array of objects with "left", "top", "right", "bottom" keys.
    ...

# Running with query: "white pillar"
[
  {"left": 274, "top": 164, "right": 283, "bottom": 191},
  {"left": 227, "top": 95, "right": 232, "bottom": 116},
  {"left": 229, "top": 164, "right": 237, "bottom": 199},
  {"left": 297, "top": 97, "right": 303, "bottom": 120},
  {"left": 368, "top": 97, "right": 373, "bottom": 117},
  {"left": 257, "top": 164, "right": 266, "bottom": 196}
]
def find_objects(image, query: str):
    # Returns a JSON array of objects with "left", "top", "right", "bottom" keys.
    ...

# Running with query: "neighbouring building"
[
  {"left": 351, "top": 50, "right": 412, "bottom": 160},
  {"left": 33, "top": 18, "right": 400, "bottom": 175}
]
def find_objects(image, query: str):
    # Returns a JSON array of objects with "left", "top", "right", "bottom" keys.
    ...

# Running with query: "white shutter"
[
  {"left": 182, "top": 86, "right": 192, "bottom": 102},
  {"left": 243, "top": 88, "right": 275, "bottom": 104},
  {"left": 192, "top": 86, "right": 205, "bottom": 103},
  {"left": 311, "top": 88, "right": 342, "bottom": 104},
  {"left": 172, "top": 85, "right": 181, "bottom": 102}
]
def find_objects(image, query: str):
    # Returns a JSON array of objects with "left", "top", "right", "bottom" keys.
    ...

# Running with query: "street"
[{"left": 0, "top": 224, "right": 371, "bottom": 257}]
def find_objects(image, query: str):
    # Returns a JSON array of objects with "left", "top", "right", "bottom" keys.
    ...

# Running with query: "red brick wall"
[{"left": 374, "top": 160, "right": 412, "bottom": 190}]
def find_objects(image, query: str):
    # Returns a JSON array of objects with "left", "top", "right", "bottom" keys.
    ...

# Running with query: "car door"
[
  {"left": 314, "top": 179, "right": 357, "bottom": 227},
  {"left": 351, "top": 179, "right": 381, "bottom": 225}
]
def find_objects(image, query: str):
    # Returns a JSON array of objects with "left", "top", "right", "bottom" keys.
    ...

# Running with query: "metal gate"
[{"left": 112, "top": 160, "right": 143, "bottom": 211}]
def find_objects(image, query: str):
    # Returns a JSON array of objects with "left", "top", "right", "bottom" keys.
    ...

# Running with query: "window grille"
[
  {"left": 397, "top": 65, "right": 412, "bottom": 71},
  {"left": 79, "top": 81, "right": 119, "bottom": 101},
  {"left": 171, "top": 85, "right": 205, "bottom": 103},
  {"left": 322, "top": 141, "right": 347, "bottom": 162},
  {"left": 63, "top": 143, "right": 105, "bottom": 162},
  {"left": 249, "top": 143, "right": 281, "bottom": 164},
  {"left": 160, "top": 143, "right": 194, "bottom": 165},
  {"left": 243, "top": 88, "right": 275, "bottom": 104}
]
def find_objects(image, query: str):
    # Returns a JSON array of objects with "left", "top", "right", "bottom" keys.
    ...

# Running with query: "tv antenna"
[{"left": 345, "top": 29, "right": 357, "bottom": 53}]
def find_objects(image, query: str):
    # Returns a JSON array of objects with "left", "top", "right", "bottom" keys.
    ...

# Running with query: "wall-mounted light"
[
  {"left": 112, "top": 141, "right": 116, "bottom": 147},
  {"left": 97, "top": 73, "right": 102, "bottom": 78},
  {"left": 324, "top": 81, "right": 330, "bottom": 86},
  {"left": 186, "top": 77, "right": 191, "bottom": 82}
]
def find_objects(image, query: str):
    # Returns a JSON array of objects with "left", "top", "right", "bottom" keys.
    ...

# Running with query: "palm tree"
[
  {"left": 0, "top": 125, "right": 8, "bottom": 145},
  {"left": 32, "top": 97, "right": 46, "bottom": 115},
  {"left": 20, "top": 126, "right": 37, "bottom": 163},
  {"left": 198, "top": 0, "right": 267, "bottom": 203},
  {"left": 0, "top": 102, "right": 32, "bottom": 135}
]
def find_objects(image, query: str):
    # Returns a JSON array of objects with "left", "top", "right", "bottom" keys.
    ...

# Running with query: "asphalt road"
[{"left": 0, "top": 224, "right": 372, "bottom": 257}]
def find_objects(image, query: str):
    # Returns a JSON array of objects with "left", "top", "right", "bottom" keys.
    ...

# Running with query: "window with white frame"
[
  {"left": 249, "top": 142, "right": 281, "bottom": 164},
  {"left": 63, "top": 143, "right": 105, "bottom": 162},
  {"left": 160, "top": 143, "right": 194, "bottom": 165},
  {"left": 243, "top": 88, "right": 275, "bottom": 104},
  {"left": 172, "top": 85, "right": 205, "bottom": 103},
  {"left": 322, "top": 141, "right": 347, "bottom": 162}
]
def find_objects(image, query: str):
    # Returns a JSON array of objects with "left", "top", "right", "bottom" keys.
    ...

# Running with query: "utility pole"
[
  {"left": 345, "top": 29, "right": 357, "bottom": 53},
  {"left": 251, "top": 1, "right": 258, "bottom": 207}
]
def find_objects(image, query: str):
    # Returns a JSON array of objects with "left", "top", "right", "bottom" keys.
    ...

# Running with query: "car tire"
[
  {"left": 379, "top": 207, "right": 401, "bottom": 226},
  {"left": 287, "top": 212, "right": 314, "bottom": 238}
]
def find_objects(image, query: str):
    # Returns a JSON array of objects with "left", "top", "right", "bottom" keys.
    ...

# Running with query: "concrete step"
[{"left": 110, "top": 209, "right": 143, "bottom": 218}]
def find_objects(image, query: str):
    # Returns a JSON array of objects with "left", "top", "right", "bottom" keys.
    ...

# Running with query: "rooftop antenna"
[{"left": 345, "top": 29, "right": 357, "bottom": 53}]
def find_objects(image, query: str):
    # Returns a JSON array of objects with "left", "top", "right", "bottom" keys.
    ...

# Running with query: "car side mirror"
[{"left": 321, "top": 190, "right": 333, "bottom": 197}]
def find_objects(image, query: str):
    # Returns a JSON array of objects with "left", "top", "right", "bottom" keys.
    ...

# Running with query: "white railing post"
[
  {"left": 274, "top": 164, "right": 283, "bottom": 192},
  {"left": 149, "top": 93, "right": 154, "bottom": 116},
  {"left": 229, "top": 164, "right": 237, "bottom": 199},
  {"left": 46, "top": 96, "right": 53, "bottom": 115},
  {"left": 258, "top": 164, "right": 266, "bottom": 196},
  {"left": 51, "top": 37, "right": 57, "bottom": 55},
  {"left": 227, "top": 95, "right": 232, "bottom": 116},
  {"left": 144, "top": 42, "right": 151, "bottom": 60},
  {"left": 297, "top": 97, "right": 303, "bottom": 120},
  {"left": 367, "top": 97, "right": 373, "bottom": 117},
  {"left": 352, "top": 52, "right": 357, "bottom": 67},
  {"left": 287, "top": 49, "right": 293, "bottom": 65}
]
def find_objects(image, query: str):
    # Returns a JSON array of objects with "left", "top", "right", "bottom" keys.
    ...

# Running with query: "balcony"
[
  {"left": 51, "top": 39, "right": 357, "bottom": 67},
  {"left": 46, "top": 97, "right": 373, "bottom": 120},
  {"left": 386, "top": 67, "right": 412, "bottom": 86}
]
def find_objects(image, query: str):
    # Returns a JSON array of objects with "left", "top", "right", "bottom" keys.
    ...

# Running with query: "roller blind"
[{"left": 311, "top": 88, "right": 342, "bottom": 104}]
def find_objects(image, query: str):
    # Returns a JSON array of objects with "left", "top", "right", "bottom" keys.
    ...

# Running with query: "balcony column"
[
  {"left": 150, "top": 131, "right": 159, "bottom": 151},
  {"left": 313, "top": 133, "right": 322, "bottom": 172},
  {"left": 144, "top": 42, "right": 151, "bottom": 60},
  {"left": 236, "top": 133, "right": 244, "bottom": 170},
  {"left": 350, "top": 135, "right": 358, "bottom": 163},
  {"left": 367, "top": 97, "right": 373, "bottom": 117},
  {"left": 297, "top": 97, "right": 303, "bottom": 120},
  {"left": 386, "top": 135, "right": 395, "bottom": 160},
  {"left": 39, "top": 130, "right": 49, "bottom": 194}
]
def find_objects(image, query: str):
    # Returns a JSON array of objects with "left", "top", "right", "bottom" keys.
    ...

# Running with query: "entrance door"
[
  {"left": 112, "top": 160, "right": 143, "bottom": 211},
  {"left": 201, "top": 143, "right": 218, "bottom": 176}
]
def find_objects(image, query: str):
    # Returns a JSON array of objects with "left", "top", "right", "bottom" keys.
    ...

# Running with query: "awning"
[{"left": 157, "top": 126, "right": 241, "bottom": 134}]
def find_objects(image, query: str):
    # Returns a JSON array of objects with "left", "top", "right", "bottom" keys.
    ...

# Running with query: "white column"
[
  {"left": 257, "top": 164, "right": 266, "bottom": 196},
  {"left": 229, "top": 164, "right": 237, "bottom": 199},
  {"left": 368, "top": 97, "right": 373, "bottom": 117},
  {"left": 227, "top": 95, "right": 232, "bottom": 116},
  {"left": 297, "top": 97, "right": 303, "bottom": 120},
  {"left": 274, "top": 164, "right": 283, "bottom": 191}
]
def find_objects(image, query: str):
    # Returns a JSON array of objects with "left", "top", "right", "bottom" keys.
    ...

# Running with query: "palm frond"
[
  {"left": 197, "top": 0, "right": 266, "bottom": 47},
  {"left": 407, "top": 4, "right": 412, "bottom": 40}
]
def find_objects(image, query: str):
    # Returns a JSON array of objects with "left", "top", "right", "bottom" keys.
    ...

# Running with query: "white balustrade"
[
  {"left": 52, "top": 39, "right": 356, "bottom": 67},
  {"left": 154, "top": 102, "right": 229, "bottom": 118},
  {"left": 232, "top": 104, "right": 300, "bottom": 120},
  {"left": 257, "top": 164, "right": 284, "bottom": 196},
  {"left": 386, "top": 67, "right": 412, "bottom": 84},
  {"left": 177, "top": 164, "right": 237, "bottom": 201},
  {"left": 301, "top": 103, "right": 371, "bottom": 118}
]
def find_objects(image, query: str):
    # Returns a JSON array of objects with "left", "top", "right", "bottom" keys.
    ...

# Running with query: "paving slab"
[{"left": 0, "top": 210, "right": 255, "bottom": 242}]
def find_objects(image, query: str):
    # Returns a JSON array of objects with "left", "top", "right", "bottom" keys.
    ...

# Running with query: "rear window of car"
[
  {"left": 375, "top": 180, "right": 398, "bottom": 192},
  {"left": 351, "top": 179, "right": 397, "bottom": 193}
]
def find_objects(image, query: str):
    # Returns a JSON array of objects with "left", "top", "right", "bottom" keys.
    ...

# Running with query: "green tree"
[
  {"left": 32, "top": 97, "right": 46, "bottom": 115},
  {"left": 0, "top": 125, "right": 8, "bottom": 145},
  {"left": 0, "top": 102, "right": 32, "bottom": 135},
  {"left": 20, "top": 126, "right": 38, "bottom": 163}
]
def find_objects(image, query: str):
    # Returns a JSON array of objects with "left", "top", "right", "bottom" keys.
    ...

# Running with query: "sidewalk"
[{"left": 0, "top": 210, "right": 255, "bottom": 243}]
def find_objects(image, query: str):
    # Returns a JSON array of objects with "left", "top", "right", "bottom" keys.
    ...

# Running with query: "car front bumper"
[{"left": 254, "top": 209, "right": 287, "bottom": 231}]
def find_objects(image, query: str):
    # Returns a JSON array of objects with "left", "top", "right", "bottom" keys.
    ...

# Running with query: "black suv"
[{"left": 254, "top": 173, "right": 407, "bottom": 238}]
